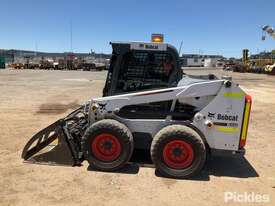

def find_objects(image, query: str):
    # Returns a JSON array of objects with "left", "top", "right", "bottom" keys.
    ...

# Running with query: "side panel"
[{"left": 193, "top": 83, "right": 246, "bottom": 151}]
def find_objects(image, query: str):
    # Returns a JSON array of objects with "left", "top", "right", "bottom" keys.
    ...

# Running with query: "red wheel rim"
[
  {"left": 92, "top": 133, "right": 121, "bottom": 162},
  {"left": 163, "top": 140, "right": 194, "bottom": 169}
]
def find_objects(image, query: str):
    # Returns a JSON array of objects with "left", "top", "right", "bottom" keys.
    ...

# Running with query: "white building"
[{"left": 180, "top": 54, "right": 224, "bottom": 67}]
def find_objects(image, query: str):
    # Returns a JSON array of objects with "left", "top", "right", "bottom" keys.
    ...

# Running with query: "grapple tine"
[{"left": 21, "top": 119, "right": 79, "bottom": 166}]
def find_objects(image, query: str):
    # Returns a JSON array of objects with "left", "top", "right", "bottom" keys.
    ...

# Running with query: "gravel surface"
[{"left": 0, "top": 68, "right": 274, "bottom": 206}]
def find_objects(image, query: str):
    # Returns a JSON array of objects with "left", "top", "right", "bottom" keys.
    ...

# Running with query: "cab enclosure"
[{"left": 103, "top": 42, "right": 183, "bottom": 96}]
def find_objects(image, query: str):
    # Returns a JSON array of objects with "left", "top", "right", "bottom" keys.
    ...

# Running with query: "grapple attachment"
[{"left": 21, "top": 119, "right": 82, "bottom": 166}]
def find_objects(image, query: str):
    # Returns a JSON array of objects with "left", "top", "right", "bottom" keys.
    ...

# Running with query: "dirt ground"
[{"left": 0, "top": 68, "right": 274, "bottom": 206}]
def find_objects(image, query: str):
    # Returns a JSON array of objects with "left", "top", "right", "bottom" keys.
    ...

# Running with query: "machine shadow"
[
  {"left": 203, "top": 156, "right": 259, "bottom": 178},
  {"left": 157, "top": 155, "right": 259, "bottom": 181},
  {"left": 87, "top": 149, "right": 151, "bottom": 175},
  {"left": 87, "top": 149, "right": 259, "bottom": 181},
  {"left": 87, "top": 163, "right": 140, "bottom": 175}
]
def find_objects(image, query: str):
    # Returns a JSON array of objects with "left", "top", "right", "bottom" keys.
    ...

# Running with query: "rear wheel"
[
  {"left": 151, "top": 125, "right": 206, "bottom": 178},
  {"left": 82, "top": 119, "right": 134, "bottom": 171}
]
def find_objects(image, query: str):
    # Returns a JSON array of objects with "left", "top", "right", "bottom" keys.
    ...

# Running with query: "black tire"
[
  {"left": 151, "top": 125, "right": 206, "bottom": 178},
  {"left": 82, "top": 119, "right": 134, "bottom": 171}
]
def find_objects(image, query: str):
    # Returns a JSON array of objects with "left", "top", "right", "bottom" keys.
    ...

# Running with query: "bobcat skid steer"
[
  {"left": 22, "top": 77, "right": 252, "bottom": 178},
  {"left": 22, "top": 39, "right": 252, "bottom": 178}
]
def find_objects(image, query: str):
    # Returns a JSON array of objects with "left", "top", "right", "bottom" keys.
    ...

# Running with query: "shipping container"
[{"left": 0, "top": 56, "right": 5, "bottom": 69}]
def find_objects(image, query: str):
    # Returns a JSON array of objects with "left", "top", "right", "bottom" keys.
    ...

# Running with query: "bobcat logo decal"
[
  {"left": 98, "top": 103, "right": 107, "bottom": 110},
  {"left": 208, "top": 112, "right": 216, "bottom": 118}
]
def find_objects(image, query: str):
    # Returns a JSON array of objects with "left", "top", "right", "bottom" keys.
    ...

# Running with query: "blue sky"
[{"left": 0, "top": 0, "right": 274, "bottom": 57}]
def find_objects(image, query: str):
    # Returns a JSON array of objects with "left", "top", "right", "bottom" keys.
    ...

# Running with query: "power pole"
[
  {"left": 70, "top": 21, "right": 73, "bottom": 52},
  {"left": 178, "top": 41, "right": 183, "bottom": 56},
  {"left": 35, "top": 42, "right": 38, "bottom": 56}
]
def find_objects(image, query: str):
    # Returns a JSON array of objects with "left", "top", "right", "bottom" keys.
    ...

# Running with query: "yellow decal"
[
  {"left": 217, "top": 127, "right": 240, "bottom": 133},
  {"left": 241, "top": 101, "right": 251, "bottom": 140},
  {"left": 224, "top": 92, "right": 244, "bottom": 99}
]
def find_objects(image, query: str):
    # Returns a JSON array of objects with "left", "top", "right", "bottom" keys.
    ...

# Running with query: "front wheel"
[
  {"left": 150, "top": 125, "right": 206, "bottom": 178},
  {"left": 82, "top": 119, "right": 134, "bottom": 171}
]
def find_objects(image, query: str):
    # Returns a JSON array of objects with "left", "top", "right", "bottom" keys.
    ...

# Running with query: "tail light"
[{"left": 239, "top": 95, "right": 252, "bottom": 148}]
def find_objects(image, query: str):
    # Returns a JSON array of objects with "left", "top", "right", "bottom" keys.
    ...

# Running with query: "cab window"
[{"left": 116, "top": 51, "right": 174, "bottom": 93}]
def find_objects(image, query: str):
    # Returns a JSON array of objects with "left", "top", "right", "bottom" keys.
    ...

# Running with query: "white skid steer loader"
[
  {"left": 22, "top": 40, "right": 252, "bottom": 178},
  {"left": 22, "top": 76, "right": 251, "bottom": 178}
]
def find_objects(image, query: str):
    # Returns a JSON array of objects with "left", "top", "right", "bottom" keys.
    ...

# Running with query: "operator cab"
[{"left": 103, "top": 39, "right": 183, "bottom": 96}]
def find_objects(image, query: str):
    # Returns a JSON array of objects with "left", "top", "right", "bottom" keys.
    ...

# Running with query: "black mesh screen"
[{"left": 116, "top": 51, "right": 174, "bottom": 92}]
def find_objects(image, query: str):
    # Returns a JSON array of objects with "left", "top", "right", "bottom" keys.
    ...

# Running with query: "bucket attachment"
[{"left": 22, "top": 119, "right": 80, "bottom": 166}]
